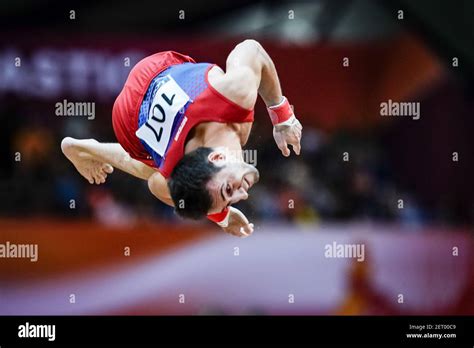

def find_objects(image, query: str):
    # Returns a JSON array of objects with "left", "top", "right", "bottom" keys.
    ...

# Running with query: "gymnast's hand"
[
  {"left": 273, "top": 115, "right": 303, "bottom": 157},
  {"left": 222, "top": 206, "right": 254, "bottom": 238}
]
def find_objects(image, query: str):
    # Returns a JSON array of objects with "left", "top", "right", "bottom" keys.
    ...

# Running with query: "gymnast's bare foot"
[{"left": 61, "top": 137, "right": 114, "bottom": 185}]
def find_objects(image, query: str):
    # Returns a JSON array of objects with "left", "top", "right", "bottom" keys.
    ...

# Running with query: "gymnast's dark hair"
[{"left": 168, "top": 147, "right": 223, "bottom": 220}]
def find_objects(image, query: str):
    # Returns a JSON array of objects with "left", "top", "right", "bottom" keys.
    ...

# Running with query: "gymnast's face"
[{"left": 206, "top": 147, "right": 259, "bottom": 214}]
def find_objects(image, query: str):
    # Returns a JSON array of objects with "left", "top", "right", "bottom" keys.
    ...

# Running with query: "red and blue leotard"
[{"left": 112, "top": 51, "right": 254, "bottom": 178}]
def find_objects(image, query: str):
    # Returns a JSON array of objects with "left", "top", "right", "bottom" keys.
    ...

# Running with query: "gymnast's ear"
[{"left": 207, "top": 147, "right": 227, "bottom": 164}]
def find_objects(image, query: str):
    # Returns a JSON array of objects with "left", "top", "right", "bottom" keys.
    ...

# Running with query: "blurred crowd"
[{"left": 0, "top": 94, "right": 442, "bottom": 228}]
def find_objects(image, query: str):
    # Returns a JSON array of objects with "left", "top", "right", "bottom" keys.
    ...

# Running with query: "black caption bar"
[{"left": 0, "top": 316, "right": 473, "bottom": 345}]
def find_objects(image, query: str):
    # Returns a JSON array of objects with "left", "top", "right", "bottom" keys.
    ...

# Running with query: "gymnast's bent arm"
[{"left": 223, "top": 39, "right": 303, "bottom": 157}]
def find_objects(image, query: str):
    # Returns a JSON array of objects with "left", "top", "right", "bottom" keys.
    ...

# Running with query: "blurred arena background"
[{"left": 0, "top": 0, "right": 473, "bottom": 315}]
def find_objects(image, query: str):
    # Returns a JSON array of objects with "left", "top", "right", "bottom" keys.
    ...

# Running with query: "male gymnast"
[{"left": 61, "top": 39, "right": 302, "bottom": 237}]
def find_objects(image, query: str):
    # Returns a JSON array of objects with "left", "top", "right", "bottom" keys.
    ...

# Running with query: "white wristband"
[
  {"left": 274, "top": 114, "right": 297, "bottom": 127},
  {"left": 215, "top": 210, "right": 231, "bottom": 228}
]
